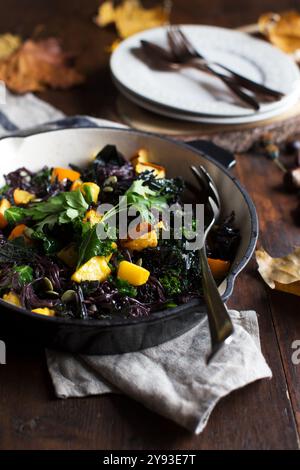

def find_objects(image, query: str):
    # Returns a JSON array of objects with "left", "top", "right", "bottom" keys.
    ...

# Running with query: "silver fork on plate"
[
  {"left": 190, "top": 165, "right": 234, "bottom": 363},
  {"left": 140, "top": 39, "right": 260, "bottom": 110},
  {"left": 167, "top": 26, "right": 284, "bottom": 101}
]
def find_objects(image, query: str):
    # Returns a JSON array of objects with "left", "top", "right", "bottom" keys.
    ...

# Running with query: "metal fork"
[
  {"left": 168, "top": 26, "right": 284, "bottom": 100},
  {"left": 140, "top": 40, "right": 260, "bottom": 111},
  {"left": 191, "top": 165, "right": 234, "bottom": 363}
]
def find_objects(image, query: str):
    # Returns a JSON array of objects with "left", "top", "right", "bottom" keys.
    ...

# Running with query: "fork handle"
[
  {"left": 199, "top": 245, "right": 234, "bottom": 363},
  {"left": 214, "top": 63, "right": 284, "bottom": 99},
  {"left": 190, "top": 62, "right": 260, "bottom": 111}
]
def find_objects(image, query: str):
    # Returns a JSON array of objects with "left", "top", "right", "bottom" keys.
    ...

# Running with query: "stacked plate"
[{"left": 110, "top": 25, "right": 300, "bottom": 125}]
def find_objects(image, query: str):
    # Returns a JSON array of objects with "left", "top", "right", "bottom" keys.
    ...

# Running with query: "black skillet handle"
[{"left": 185, "top": 139, "right": 236, "bottom": 170}]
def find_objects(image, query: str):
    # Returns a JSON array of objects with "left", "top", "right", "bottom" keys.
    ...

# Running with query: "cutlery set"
[{"left": 141, "top": 26, "right": 284, "bottom": 111}]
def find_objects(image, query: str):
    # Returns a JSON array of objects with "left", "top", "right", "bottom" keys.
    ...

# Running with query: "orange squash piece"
[
  {"left": 135, "top": 161, "right": 165, "bottom": 179},
  {"left": 208, "top": 258, "right": 230, "bottom": 280},
  {"left": 51, "top": 167, "right": 81, "bottom": 183},
  {"left": 70, "top": 179, "right": 83, "bottom": 191},
  {"left": 8, "top": 223, "right": 27, "bottom": 240},
  {"left": 13, "top": 188, "right": 35, "bottom": 205},
  {"left": 0, "top": 198, "right": 11, "bottom": 229}
]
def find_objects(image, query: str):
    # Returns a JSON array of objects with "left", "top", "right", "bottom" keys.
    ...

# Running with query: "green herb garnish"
[
  {"left": 159, "top": 272, "right": 182, "bottom": 296},
  {"left": 115, "top": 278, "right": 137, "bottom": 297},
  {"left": 13, "top": 265, "right": 33, "bottom": 285},
  {"left": 5, "top": 189, "right": 89, "bottom": 229},
  {"left": 77, "top": 225, "right": 116, "bottom": 268}
]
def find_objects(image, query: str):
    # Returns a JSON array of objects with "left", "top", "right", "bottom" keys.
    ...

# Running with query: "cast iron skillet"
[{"left": 0, "top": 126, "right": 258, "bottom": 354}]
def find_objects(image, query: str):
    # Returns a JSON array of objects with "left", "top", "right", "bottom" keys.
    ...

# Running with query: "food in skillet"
[{"left": 0, "top": 145, "right": 240, "bottom": 319}]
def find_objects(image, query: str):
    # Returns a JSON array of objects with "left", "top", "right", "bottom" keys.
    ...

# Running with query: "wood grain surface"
[{"left": 0, "top": 0, "right": 300, "bottom": 450}]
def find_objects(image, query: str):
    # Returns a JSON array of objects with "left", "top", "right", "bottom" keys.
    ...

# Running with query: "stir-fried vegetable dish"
[{"left": 0, "top": 145, "right": 240, "bottom": 319}]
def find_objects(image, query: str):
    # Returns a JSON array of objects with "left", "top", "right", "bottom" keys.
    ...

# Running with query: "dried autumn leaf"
[
  {"left": 95, "top": 0, "right": 171, "bottom": 39},
  {"left": 256, "top": 247, "right": 300, "bottom": 296},
  {"left": 258, "top": 10, "right": 300, "bottom": 54},
  {"left": 0, "top": 33, "right": 22, "bottom": 60},
  {"left": 97, "top": 0, "right": 116, "bottom": 27},
  {"left": 0, "top": 38, "right": 84, "bottom": 94}
]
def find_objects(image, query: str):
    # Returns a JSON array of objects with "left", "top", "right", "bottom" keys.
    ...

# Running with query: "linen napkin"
[
  {"left": 0, "top": 91, "right": 272, "bottom": 434},
  {"left": 46, "top": 310, "right": 272, "bottom": 434}
]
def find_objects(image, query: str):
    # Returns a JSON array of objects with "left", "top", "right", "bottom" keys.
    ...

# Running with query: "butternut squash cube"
[
  {"left": 3, "top": 291, "right": 22, "bottom": 307},
  {"left": 117, "top": 261, "right": 150, "bottom": 286},
  {"left": 122, "top": 229, "right": 158, "bottom": 251},
  {"left": 32, "top": 308, "right": 55, "bottom": 316},
  {"left": 13, "top": 189, "right": 35, "bottom": 205},
  {"left": 51, "top": 167, "right": 81, "bottom": 183},
  {"left": 83, "top": 209, "right": 102, "bottom": 226},
  {"left": 71, "top": 256, "right": 111, "bottom": 283},
  {"left": 0, "top": 198, "right": 11, "bottom": 229},
  {"left": 80, "top": 182, "right": 100, "bottom": 204},
  {"left": 135, "top": 161, "right": 165, "bottom": 179},
  {"left": 8, "top": 223, "right": 28, "bottom": 241},
  {"left": 70, "top": 179, "right": 83, "bottom": 191}
]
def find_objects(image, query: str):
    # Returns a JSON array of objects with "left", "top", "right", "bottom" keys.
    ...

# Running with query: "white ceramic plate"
[
  {"left": 111, "top": 25, "right": 300, "bottom": 118},
  {"left": 115, "top": 78, "right": 300, "bottom": 125}
]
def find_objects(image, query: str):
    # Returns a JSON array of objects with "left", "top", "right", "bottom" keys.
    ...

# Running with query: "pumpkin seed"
[
  {"left": 104, "top": 176, "right": 118, "bottom": 186},
  {"left": 61, "top": 289, "right": 77, "bottom": 303},
  {"left": 45, "top": 290, "right": 59, "bottom": 298},
  {"left": 42, "top": 277, "right": 53, "bottom": 291},
  {"left": 103, "top": 186, "right": 114, "bottom": 193}
]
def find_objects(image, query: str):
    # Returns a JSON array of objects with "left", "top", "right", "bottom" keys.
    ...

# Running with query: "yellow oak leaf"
[
  {"left": 95, "top": 0, "right": 171, "bottom": 39},
  {"left": 256, "top": 247, "right": 300, "bottom": 296},
  {"left": 258, "top": 10, "right": 300, "bottom": 54},
  {"left": 0, "top": 33, "right": 22, "bottom": 60}
]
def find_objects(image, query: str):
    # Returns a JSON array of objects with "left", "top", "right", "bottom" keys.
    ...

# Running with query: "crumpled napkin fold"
[{"left": 46, "top": 310, "right": 272, "bottom": 434}]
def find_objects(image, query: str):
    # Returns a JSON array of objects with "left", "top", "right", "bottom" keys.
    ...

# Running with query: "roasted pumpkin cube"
[
  {"left": 71, "top": 256, "right": 111, "bottom": 283},
  {"left": 8, "top": 224, "right": 31, "bottom": 243},
  {"left": 13, "top": 188, "right": 35, "bottom": 205},
  {"left": 80, "top": 182, "right": 100, "bottom": 204},
  {"left": 83, "top": 209, "right": 102, "bottom": 226},
  {"left": 0, "top": 198, "right": 11, "bottom": 229},
  {"left": 70, "top": 179, "right": 83, "bottom": 191},
  {"left": 121, "top": 221, "right": 159, "bottom": 251},
  {"left": 117, "top": 260, "right": 150, "bottom": 286},
  {"left": 3, "top": 291, "right": 22, "bottom": 307},
  {"left": 51, "top": 167, "right": 81, "bottom": 183},
  {"left": 135, "top": 161, "right": 165, "bottom": 179},
  {"left": 130, "top": 148, "right": 149, "bottom": 168},
  {"left": 32, "top": 307, "right": 55, "bottom": 316},
  {"left": 122, "top": 229, "right": 158, "bottom": 251}
]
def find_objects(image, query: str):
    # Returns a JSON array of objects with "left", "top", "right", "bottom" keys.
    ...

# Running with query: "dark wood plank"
[
  {"left": 0, "top": 0, "right": 300, "bottom": 450},
  {"left": 235, "top": 151, "right": 300, "bottom": 437}
]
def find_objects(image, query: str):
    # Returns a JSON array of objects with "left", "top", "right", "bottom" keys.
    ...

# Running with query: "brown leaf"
[
  {"left": 0, "top": 33, "right": 22, "bottom": 60},
  {"left": 95, "top": 0, "right": 171, "bottom": 39},
  {"left": 258, "top": 10, "right": 300, "bottom": 54},
  {"left": 256, "top": 247, "right": 300, "bottom": 296},
  {"left": 0, "top": 38, "right": 84, "bottom": 94}
]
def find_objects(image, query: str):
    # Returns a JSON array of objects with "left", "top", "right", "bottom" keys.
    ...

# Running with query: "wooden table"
[{"left": 0, "top": 0, "right": 300, "bottom": 450}]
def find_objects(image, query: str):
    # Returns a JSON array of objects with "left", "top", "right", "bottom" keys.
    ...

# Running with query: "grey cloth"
[
  {"left": 0, "top": 91, "right": 272, "bottom": 434},
  {"left": 46, "top": 310, "right": 272, "bottom": 434}
]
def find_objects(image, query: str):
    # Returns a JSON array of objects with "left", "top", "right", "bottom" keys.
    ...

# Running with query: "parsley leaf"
[
  {"left": 77, "top": 225, "right": 116, "bottom": 268},
  {"left": 5, "top": 189, "right": 89, "bottom": 230},
  {"left": 4, "top": 206, "right": 26, "bottom": 224},
  {"left": 13, "top": 265, "right": 33, "bottom": 285},
  {"left": 115, "top": 278, "right": 137, "bottom": 297}
]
